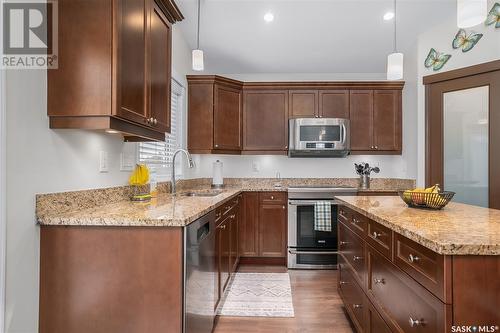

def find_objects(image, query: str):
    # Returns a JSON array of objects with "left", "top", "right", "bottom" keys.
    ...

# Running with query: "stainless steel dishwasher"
[{"left": 184, "top": 211, "right": 216, "bottom": 333}]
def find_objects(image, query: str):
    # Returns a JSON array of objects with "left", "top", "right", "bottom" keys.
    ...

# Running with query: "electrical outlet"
[
  {"left": 99, "top": 151, "right": 109, "bottom": 173},
  {"left": 120, "top": 152, "right": 135, "bottom": 171},
  {"left": 252, "top": 162, "right": 260, "bottom": 172}
]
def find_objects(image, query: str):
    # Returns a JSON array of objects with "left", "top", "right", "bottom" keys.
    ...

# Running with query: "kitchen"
[{"left": 1, "top": 0, "right": 499, "bottom": 333}]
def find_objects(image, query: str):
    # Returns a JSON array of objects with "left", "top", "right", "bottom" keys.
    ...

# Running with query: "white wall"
[
  {"left": 4, "top": 25, "right": 193, "bottom": 333},
  {"left": 417, "top": 2, "right": 500, "bottom": 186},
  {"left": 187, "top": 54, "right": 419, "bottom": 181}
]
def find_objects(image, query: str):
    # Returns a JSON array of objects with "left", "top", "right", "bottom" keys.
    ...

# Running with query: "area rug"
[{"left": 218, "top": 273, "right": 295, "bottom": 317}]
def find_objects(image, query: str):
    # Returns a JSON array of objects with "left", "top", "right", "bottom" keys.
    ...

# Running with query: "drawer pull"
[
  {"left": 339, "top": 241, "right": 349, "bottom": 246},
  {"left": 374, "top": 278, "right": 386, "bottom": 285},
  {"left": 352, "top": 218, "right": 360, "bottom": 224},
  {"left": 353, "top": 256, "right": 364, "bottom": 261},
  {"left": 270, "top": 195, "right": 275, "bottom": 200},
  {"left": 352, "top": 304, "right": 362, "bottom": 309},
  {"left": 339, "top": 281, "right": 349, "bottom": 285},
  {"left": 408, "top": 254, "right": 420, "bottom": 263},
  {"left": 283, "top": 205, "right": 286, "bottom": 210},
  {"left": 409, "top": 317, "right": 424, "bottom": 327},
  {"left": 372, "top": 231, "right": 382, "bottom": 239},
  {"left": 230, "top": 214, "right": 236, "bottom": 219}
]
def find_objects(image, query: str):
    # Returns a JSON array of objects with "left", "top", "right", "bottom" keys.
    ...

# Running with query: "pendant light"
[
  {"left": 387, "top": 0, "right": 403, "bottom": 81},
  {"left": 457, "top": 0, "right": 487, "bottom": 28},
  {"left": 192, "top": 0, "right": 204, "bottom": 71}
]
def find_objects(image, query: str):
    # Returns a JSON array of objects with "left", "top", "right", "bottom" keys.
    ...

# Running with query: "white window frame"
[{"left": 137, "top": 78, "right": 185, "bottom": 182}]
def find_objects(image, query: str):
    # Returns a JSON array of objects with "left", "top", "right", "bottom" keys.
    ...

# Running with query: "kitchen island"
[{"left": 336, "top": 196, "right": 499, "bottom": 333}]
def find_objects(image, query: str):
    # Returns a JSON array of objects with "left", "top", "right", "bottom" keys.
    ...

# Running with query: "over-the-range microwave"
[{"left": 288, "top": 118, "right": 350, "bottom": 157}]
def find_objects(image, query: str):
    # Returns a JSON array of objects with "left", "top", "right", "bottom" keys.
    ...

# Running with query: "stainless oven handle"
[
  {"left": 288, "top": 200, "right": 340, "bottom": 206},
  {"left": 288, "top": 250, "right": 338, "bottom": 255}
]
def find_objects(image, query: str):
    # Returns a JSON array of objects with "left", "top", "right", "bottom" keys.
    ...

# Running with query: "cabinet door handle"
[
  {"left": 352, "top": 304, "right": 362, "bottom": 309},
  {"left": 409, "top": 317, "right": 424, "bottom": 327},
  {"left": 339, "top": 241, "right": 349, "bottom": 246},
  {"left": 374, "top": 278, "right": 385, "bottom": 285},
  {"left": 230, "top": 214, "right": 236, "bottom": 219},
  {"left": 282, "top": 205, "right": 286, "bottom": 210},
  {"left": 353, "top": 256, "right": 363, "bottom": 261},
  {"left": 372, "top": 231, "right": 382, "bottom": 239},
  {"left": 408, "top": 254, "right": 420, "bottom": 263},
  {"left": 270, "top": 195, "right": 275, "bottom": 200},
  {"left": 375, "top": 146, "right": 378, "bottom": 150},
  {"left": 153, "top": 118, "right": 158, "bottom": 125},
  {"left": 339, "top": 281, "right": 349, "bottom": 285}
]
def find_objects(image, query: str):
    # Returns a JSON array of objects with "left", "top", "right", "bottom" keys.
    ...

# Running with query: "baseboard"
[{"left": 239, "top": 257, "right": 286, "bottom": 266}]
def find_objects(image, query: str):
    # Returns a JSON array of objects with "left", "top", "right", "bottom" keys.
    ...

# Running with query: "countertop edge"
[{"left": 336, "top": 198, "right": 500, "bottom": 256}]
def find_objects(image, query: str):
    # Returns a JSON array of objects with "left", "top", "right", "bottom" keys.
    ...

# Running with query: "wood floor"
[{"left": 214, "top": 265, "right": 355, "bottom": 333}]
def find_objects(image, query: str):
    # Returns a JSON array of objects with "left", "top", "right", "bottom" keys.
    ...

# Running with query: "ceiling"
[{"left": 175, "top": 0, "right": 456, "bottom": 74}]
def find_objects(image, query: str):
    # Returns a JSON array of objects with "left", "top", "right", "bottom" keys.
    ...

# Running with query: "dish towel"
[{"left": 314, "top": 201, "right": 332, "bottom": 232}]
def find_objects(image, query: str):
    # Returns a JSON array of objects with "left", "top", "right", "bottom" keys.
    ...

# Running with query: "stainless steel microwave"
[{"left": 288, "top": 118, "right": 350, "bottom": 157}]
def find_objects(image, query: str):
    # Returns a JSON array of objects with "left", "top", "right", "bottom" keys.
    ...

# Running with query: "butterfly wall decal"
[
  {"left": 424, "top": 48, "right": 451, "bottom": 71},
  {"left": 452, "top": 29, "right": 483, "bottom": 52},
  {"left": 485, "top": 2, "right": 500, "bottom": 28}
]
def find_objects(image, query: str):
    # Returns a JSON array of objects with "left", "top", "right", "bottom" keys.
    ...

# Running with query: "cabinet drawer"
[
  {"left": 259, "top": 192, "right": 286, "bottom": 204},
  {"left": 349, "top": 210, "right": 368, "bottom": 238},
  {"left": 338, "top": 257, "right": 365, "bottom": 333},
  {"left": 367, "top": 245, "right": 451, "bottom": 333},
  {"left": 366, "top": 299, "right": 392, "bottom": 333},
  {"left": 366, "top": 220, "right": 393, "bottom": 260},
  {"left": 339, "top": 222, "right": 366, "bottom": 286},
  {"left": 338, "top": 205, "right": 350, "bottom": 224},
  {"left": 394, "top": 234, "right": 451, "bottom": 303}
]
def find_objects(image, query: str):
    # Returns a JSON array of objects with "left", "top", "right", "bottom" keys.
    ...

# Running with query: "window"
[{"left": 138, "top": 79, "right": 184, "bottom": 176}]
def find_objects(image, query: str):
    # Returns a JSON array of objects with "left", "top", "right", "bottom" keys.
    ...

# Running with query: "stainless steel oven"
[
  {"left": 288, "top": 118, "right": 350, "bottom": 157},
  {"left": 287, "top": 186, "right": 357, "bottom": 269}
]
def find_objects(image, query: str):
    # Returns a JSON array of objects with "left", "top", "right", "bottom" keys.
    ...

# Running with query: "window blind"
[{"left": 138, "top": 79, "right": 183, "bottom": 169}]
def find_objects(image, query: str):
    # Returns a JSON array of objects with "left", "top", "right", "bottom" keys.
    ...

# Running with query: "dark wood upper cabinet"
[
  {"left": 373, "top": 90, "right": 402, "bottom": 152},
  {"left": 243, "top": 90, "right": 289, "bottom": 153},
  {"left": 350, "top": 89, "right": 402, "bottom": 154},
  {"left": 187, "top": 76, "right": 243, "bottom": 154},
  {"left": 214, "top": 84, "right": 242, "bottom": 151},
  {"left": 116, "top": 0, "right": 148, "bottom": 125},
  {"left": 149, "top": 2, "right": 173, "bottom": 134},
  {"left": 289, "top": 90, "right": 318, "bottom": 118},
  {"left": 187, "top": 77, "right": 404, "bottom": 155},
  {"left": 350, "top": 90, "right": 374, "bottom": 151},
  {"left": 48, "top": 0, "right": 183, "bottom": 141},
  {"left": 319, "top": 90, "right": 349, "bottom": 118}
]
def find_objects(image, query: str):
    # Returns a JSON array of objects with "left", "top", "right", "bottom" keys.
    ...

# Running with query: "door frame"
[{"left": 424, "top": 60, "right": 500, "bottom": 209}]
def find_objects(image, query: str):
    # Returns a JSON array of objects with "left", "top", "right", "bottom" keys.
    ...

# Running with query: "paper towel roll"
[{"left": 212, "top": 160, "right": 224, "bottom": 187}]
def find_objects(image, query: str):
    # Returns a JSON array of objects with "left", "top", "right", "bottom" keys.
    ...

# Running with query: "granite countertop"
[
  {"left": 336, "top": 196, "right": 500, "bottom": 256},
  {"left": 38, "top": 188, "right": 246, "bottom": 227}
]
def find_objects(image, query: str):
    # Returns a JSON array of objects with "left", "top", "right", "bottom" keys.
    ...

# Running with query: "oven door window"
[{"left": 296, "top": 205, "right": 337, "bottom": 248}]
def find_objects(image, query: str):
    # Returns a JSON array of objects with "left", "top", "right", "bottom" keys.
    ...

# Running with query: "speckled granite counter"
[
  {"left": 336, "top": 196, "right": 500, "bottom": 256},
  {"left": 36, "top": 178, "right": 415, "bottom": 228}
]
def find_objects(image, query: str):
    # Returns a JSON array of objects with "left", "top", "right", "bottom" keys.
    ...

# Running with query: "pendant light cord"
[
  {"left": 393, "top": 0, "right": 397, "bottom": 53},
  {"left": 196, "top": 0, "right": 201, "bottom": 49}
]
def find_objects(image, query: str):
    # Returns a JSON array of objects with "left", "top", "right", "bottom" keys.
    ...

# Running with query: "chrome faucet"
[{"left": 171, "top": 149, "right": 195, "bottom": 194}]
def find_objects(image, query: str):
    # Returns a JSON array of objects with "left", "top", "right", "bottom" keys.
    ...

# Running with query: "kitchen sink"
[{"left": 181, "top": 190, "right": 223, "bottom": 197}]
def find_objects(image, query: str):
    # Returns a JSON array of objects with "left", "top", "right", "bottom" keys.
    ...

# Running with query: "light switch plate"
[{"left": 99, "top": 151, "right": 109, "bottom": 173}]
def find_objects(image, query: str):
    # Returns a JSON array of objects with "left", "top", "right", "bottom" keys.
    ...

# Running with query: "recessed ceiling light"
[
  {"left": 383, "top": 11, "right": 395, "bottom": 20},
  {"left": 264, "top": 12, "right": 274, "bottom": 23}
]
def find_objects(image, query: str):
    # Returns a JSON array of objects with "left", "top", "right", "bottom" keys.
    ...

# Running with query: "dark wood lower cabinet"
[
  {"left": 39, "top": 227, "right": 183, "bottom": 333},
  {"left": 239, "top": 192, "right": 287, "bottom": 261},
  {"left": 338, "top": 205, "right": 498, "bottom": 333}
]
